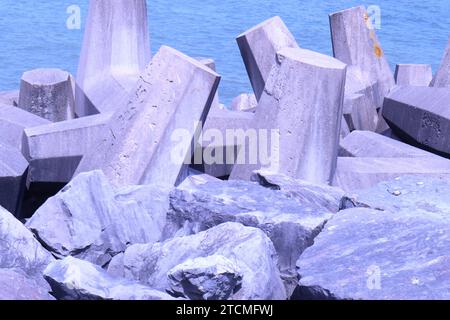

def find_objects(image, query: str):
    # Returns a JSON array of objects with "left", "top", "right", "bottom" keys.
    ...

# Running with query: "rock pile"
[{"left": 1, "top": 2, "right": 450, "bottom": 300}]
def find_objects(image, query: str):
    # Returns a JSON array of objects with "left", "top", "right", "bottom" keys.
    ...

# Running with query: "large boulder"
[
  {"left": 0, "top": 268, "right": 53, "bottom": 300},
  {"left": 44, "top": 256, "right": 174, "bottom": 300},
  {"left": 74, "top": 46, "right": 220, "bottom": 187},
  {"left": 237, "top": 16, "right": 299, "bottom": 101},
  {"left": 123, "top": 222, "right": 286, "bottom": 300},
  {"left": 75, "top": 0, "right": 151, "bottom": 116},
  {"left": 26, "top": 170, "right": 170, "bottom": 266},
  {"left": 297, "top": 176, "right": 450, "bottom": 300},
  {"left": 230, "top": 47, "right": 347, "bottom": 184}
]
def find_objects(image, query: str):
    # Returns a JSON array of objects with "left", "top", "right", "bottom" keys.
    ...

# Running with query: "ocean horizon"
[{"left": 0, "top": 0, "right": 449, "bottom": 104}]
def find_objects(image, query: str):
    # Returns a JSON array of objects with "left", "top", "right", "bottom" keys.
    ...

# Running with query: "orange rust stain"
[{"left": 374, "top": 44, "right": 383, "bottom": 58}]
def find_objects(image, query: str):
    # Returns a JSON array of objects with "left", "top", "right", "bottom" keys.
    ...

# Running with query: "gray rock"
[
  {"left": 0, "top": 143, "right": 28, "bottom": 215},
  {"left": 196, "top": 57, "right": 220, "bottom": 108},
  {"left": 340, "top": 116, "right": 350, "bottom": 139},
  {"left": 107, "top": 253, "right": 125, "bottom": 278},
  {"left": 0, "top": 90, "right": 19, "bottom": 106},
  {"left": 333, "top": 156, "right": 450, "bottom": 192},
  {"left": 297, "top": 181, "right": 450, "bottom": 300},
  {"left": 339, "top": 130, "right": 438, "bottom": 158},
  {"left": 123, "top": 222, "right": 286, "bottom": 300},
  {"left": 167, "top": 255, "right": 243, "bottom": 300},
  {"left": 343, "top": 93, "right": 378, "bottom": 132},
  {"left": 0, "top": 268, "right": 53, "bottom": 300},
  {"left": 395, "top": 64, "right": 433, "bottom": 86},
  {"left": 230, "top": 93, "right": 257, "bottom": 112},
  {"left": 18, "top": 68, "right": 75, "bottom": 122},
  {"left": 237, "top": 16, "right": 299, "bottom": 100},
  {"left": 75, "top": 0, "right": 151, "bottom": 116},
  {"left": 0, "top": 104, "right": 50, "bottom": 151},
  {"left": 431, "top": 36, "right": 450, "bottom": 88},
  {"left": 178, "top": 170, "right": 221, "bottom": 190},
  {"left": 23, "top": 113, "right": 112, "bottom": 184},
  {"left": 26, "top": 170, "right": 170, "bottom": 266},
  {"left": 383, "top": 86, "right": 450, "bottom": 157},
  {"left": 74, "top": 46, "right": 220, "bottom": 187},
  {"left": 0, "top": 205, "right": 54, "bottom": 276},
  {"left": 330, "top": 6, "right": 395, "bottom": 109},
  {"left": 44, "top": 256, "right": 174, "bottom": 300},
  {"left": 231, "top": 47, "right": 347, "bottom": 184}
]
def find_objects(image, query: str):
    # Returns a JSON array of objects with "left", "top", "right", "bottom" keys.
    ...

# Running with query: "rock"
[
  {"left": 339, "top": 130, "right": 438, "bottom": 158},
  {"left": 230, "top": 47, "right": 347, "bottom": 184},
  {"left": 18, "top": 68, "right": 75, "bottom": 122},
  {"left": 395, "top": 64, "right": 433, "bottom": 86},
  {"left": 23, "top": 113, "right": 112, "bottom": 184},
  {"left": 178, "top": 169, "right": 221, "bottom": 190},
  {"left": 44, "top": 256, "right": 174, "bottom": 300},
  {"left": 251, "top": 170, "right": 347, "bottom": 213},
  {"left": 107, "top": 253, "right": 125, "bottom": 278},
  {"left": 0, "top": 268, "right": 53, "bottom": 300},
  {"left": 164, "top": 179, "right": 336, "bottom": 294},
  {"left": 340, "top": 116, "right": 350, "bottom": 139},
  {"left": 333, "top": 156, "right": 450, "bottom": 192},
  {"left": 124, "top": 222, "right": 286, "bottom": 300},
  {"left": 0, "top": 205, "right": 54, "bottom": 276},
  {"left": 230, "top": 93, "right": 257, "bottom": 112},
  {"left": 0, "top": 104, "right": 50, "bottom": 151},
  {"left": 26, "top": 170, "right": 170, "bottom": 266},
  {"left": 0, "top": 143, "right": 28, "bottom": 215},
  {"left": 167, "top": 255, "right": 243, "bottom": 300},
  {"left": 343, "top": 93, "right": 378, "bottom": 131},
  {"left": 431, "top": 36, "right": 450, "bottom": 88},
  {"left": 0, "top": 90, "right": 19, "bottom": 106},
  {"left": 74, "top": 46, "right": 220, "bottom": 187},
  {"left": 75, "top": 0, "right": 151, "bottom": 116},
  {"left": 330, "top": 6, "right": 395, "bottom": 109},
  {"left": 382, "top": 86, "right": 450, "bottom": 157},
  {"left": 297, "top": 199, "right": 450, "bottom": 299},
  {"left": 197, "top": 57, "right": 220, "bottom": 108},
  {"left": 237, "top": 16, "right": 299, "bottom": 100}
]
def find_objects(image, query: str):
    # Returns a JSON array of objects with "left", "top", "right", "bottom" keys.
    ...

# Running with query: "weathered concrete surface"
[
  {"left": 0, "top": 143, "right": 28, "bottom": 215},
  {"left": 44, "top": 256, "right": 174, "bottom": 300},
  {"left": 431, "top": 36, "right": 450, "bottom": 88},
  {"left": 237, "top": 16, "right": 299, "bottom": 100},
  {"left": 333, "top": 156, "right": 450, "bottom": 192},
  {"left": 23, "top": 113, "right": 112, "bottom": 184},
  {"left": 395, "top": 64, "right": 433, "bottom": 86},
  {"left": 0, "top": 104, "right": 50, "bottom": 150},
  {"left": 0, "top": 269, "right": 53, "bottom": 300},
  {"left": 75, "top": 46, "right": 220, "bottom": 187},
  {"left": 0, "top": 90, "right": 19, "bottom": 106},
  {"left": 330, "top": 6, "right": 395, "bottom": 109},
  {"left": 123, "top": 222, "right": 287, "bottom": 300},
  {"left": 231, "top": 47, "right": 347, "bottom": 184},
  {"left": 18, "top": 68, "right": 75, "bottom": 122},
  {"left": 75, "top": 0, "right": 151, "bottom": 116},
  {"left": 383, "top": 86, "right": 450, "bottom": 157},
  {"left": 0, "top": 205, "right": 54, "bottom": 276},
  {"left": 340, "top": 116, "right": 350, "bottom": 139},
  {"left": 26, "top": 171, "right": 170, "bottom": 266},
  {"left": 339, "top": 130, "right": 438, "bottom": 158},
  {"left": 167, "top": 255, "right": 243, "bottom": 300},
  {"left": 343, "top": 93, "right": 378, "bottom": 131},
  {"left": 178, "top": 169, "right": 221, "bottom": 190},
  {"left": 197, "top": 57, "right": 220, "bottom": 108},
  {"left": 297, "top": 176, "right": 450, "bottom": 300},
  {"left": 231, "top": 93, "right": 257, "bottom": 112}
]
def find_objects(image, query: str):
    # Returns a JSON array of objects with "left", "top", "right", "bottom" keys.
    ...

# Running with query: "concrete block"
[
  {"left": 395, "top": 64, "right": 433, "bottom": 86},
  {"left": 340, "top": 130, "right": 438, "bottom": 158},
  {"left": 330, "top": 6, "right": 395, "bottom": 108},
  {"left": 230, "top": 93, "right": 257, "bottom": 112},
  {"left": 0, "top": 90, "right": 19, "bottom": 106},
  {"left": 431, "top": 36, "right": 450, "bottom": 88},
  {"left": 74, "top": 46, "right": 220, "bottom": 187},
  {"left": 23, "top": 113, "right": 112, "bottom": 184},
  {"left": 333, "top": 157, "right": 450, "bottom": 192},
  {"left": 75, "top": 0, "right": 151, "bottom": 116},
  {"left": 18, "top": 68, "right": 75, "bottom": 122},
  {"left": 196, "top": 57, "right": 220, "bottom": 108},
  {"left": 383, "top": 86, "right": 450, "bottom": 157},
  {"left": 0, "top": 143, "right": 28, "bottom": 215},
  {"left": 343, "top": 93, "right": 378, "bottom": 131},
  {"left": 237, "top": 16, "right": 299, "bottom": 101},
  {"left": 231, "top": 47, "right": 347, "bottom": 184},
  {"left": 0, "top": 105, "right": 50, "bottom": 151}
]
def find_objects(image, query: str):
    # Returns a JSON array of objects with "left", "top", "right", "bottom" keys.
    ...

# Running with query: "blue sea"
[{"left": 0, "top": 0, "right": 449, "bottom": 104}]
